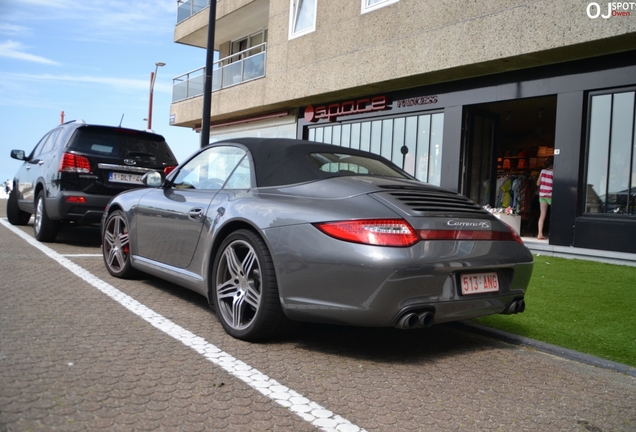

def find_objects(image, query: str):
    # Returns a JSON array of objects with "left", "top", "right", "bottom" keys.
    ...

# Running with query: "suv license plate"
[
  {"left": 109, "top": 172, "right": 143, "bottom": 184},
  {"left": 461, "top": 272, "right": 499, "bottom": 295}
]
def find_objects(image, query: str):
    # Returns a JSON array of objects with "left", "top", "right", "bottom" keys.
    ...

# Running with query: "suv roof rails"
[{"left": 61, "top": 119, "right": 86, "bottom": 125}]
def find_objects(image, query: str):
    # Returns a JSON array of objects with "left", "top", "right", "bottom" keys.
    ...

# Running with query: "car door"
[
  {"left": 16, "top": 130, "right": 60, "bottom": 212},
  {"left": 135, "top": 145, "right": 248, "bottom": 269}
]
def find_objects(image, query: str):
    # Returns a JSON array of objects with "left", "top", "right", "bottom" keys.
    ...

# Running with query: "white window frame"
[
  {"left": 288, "top": 0, "right": 317, "bottom": 40},
  {"left": 361, "top": 0, "right": 399, "bottom": 14}
]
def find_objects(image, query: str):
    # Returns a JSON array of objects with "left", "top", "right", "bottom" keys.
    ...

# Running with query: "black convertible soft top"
[{"left": 211, "top": 137, "right": 411, "bottom": 188}]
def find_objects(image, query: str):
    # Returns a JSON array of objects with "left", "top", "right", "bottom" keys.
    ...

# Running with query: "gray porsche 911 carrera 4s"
[{"left": 102, "top": 137, "right": 533, "bottom": 341}]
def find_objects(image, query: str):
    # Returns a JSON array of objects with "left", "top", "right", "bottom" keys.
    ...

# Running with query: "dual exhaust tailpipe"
[
  {"left": 502, "top": 298, "right": 526, "bottom": 315},
  {"left": 395, "top": 311, "right": 434, "bottom": 330},
  {"left": 395, "top": 298, "right": 525, "bottom": 329}
]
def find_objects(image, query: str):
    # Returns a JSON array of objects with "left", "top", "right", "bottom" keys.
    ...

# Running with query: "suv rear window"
[{"left": 68, "top": 127, "right": 177, "bottom": 164}]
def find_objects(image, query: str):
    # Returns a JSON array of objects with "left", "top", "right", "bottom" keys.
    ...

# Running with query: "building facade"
[{"left": 170, "top": 0, "right": 636, "bottom": 254}]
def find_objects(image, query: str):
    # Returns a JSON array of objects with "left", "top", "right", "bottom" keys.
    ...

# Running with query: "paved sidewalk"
[{"left": 1, "top": 202, "right": 636, "bottom": 431}]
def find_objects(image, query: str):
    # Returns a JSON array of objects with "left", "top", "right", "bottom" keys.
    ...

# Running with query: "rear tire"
[
  {"left": 6, "top": 188, "right": 31, "bottom": 225},
  {"left": 211, "top": 229, "right": 288, "bottom": 341},
  {"left": 102, "top": 210, "right": 137, "bottom": 279},
  {"left": 33, "top": 191, "right": 60, "bottom": 242}
]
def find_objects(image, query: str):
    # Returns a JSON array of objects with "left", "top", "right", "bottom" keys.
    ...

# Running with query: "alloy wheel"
[
  {"left": 103, "top": 212, "right": 131, "bottom": 275},
  {"left": 215, "top": 239, "right": 263, "bottom": 331}
]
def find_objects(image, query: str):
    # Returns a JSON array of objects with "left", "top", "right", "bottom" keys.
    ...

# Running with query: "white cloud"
[
  {"left": 0, "top": 23, "right": 29, "bottom": 36},
  {"left": 8, "top": 72, "right": 150, "bottom": 91},
  {"left": 0, "top": 40, "right": 60, "bottom": 65},
  {"left": 1, "top": 0, "right": 177, "bottom": 45},
  {"left": 0, "top": 71, "right": 173, "bottom": 95}
]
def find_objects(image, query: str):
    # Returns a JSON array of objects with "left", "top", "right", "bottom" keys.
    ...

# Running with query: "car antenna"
[{"left": 119, "top": 113, "right": 124, "bottom": 127}]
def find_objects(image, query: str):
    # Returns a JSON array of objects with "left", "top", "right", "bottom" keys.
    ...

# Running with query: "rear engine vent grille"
[{"left": 375, "top": 190, "right": 488, "bottom": 216}]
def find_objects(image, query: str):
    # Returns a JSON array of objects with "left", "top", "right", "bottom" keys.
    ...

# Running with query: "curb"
[{"left": 454, "top": 321, "right": 636, "bottom": 378}]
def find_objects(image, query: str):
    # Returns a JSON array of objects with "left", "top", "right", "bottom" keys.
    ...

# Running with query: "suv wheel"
[
  {"left": 34, "top": 191, "right": 60, "bottom": 242},
  {"left": 6, "top": 188, "right": 31, "bottom": 225}
]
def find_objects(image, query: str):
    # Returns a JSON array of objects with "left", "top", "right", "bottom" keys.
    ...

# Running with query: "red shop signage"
[{"left": 304, "top": 96, "right": 390, "bottom": 122}]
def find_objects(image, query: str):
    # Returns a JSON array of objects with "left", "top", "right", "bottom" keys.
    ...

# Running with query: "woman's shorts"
[{"left": 539, "top": 197, "right": 552, "bottom": 205}]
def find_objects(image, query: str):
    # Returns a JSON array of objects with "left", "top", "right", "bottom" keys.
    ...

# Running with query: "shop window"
[
  {"left": 308, "top": 112, "right": 444, "bottom": 186},
  {"left": 289, "top": 0, "right": 317, "bottom": 40},
  {"left": 361, "top": 0, "right": 399, "bottom": 14},
  {"left": 585, "top": 89, "right": 636, "bottom": 215}
]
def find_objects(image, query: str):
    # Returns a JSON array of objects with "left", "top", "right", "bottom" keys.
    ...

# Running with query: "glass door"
[{"left": 461, "top": 109, "right": 499, "bottom": 206}]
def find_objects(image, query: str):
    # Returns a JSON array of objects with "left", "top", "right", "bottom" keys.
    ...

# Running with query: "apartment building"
[{"left": 170, "top": 0, "right": 636, "bottom": 254}]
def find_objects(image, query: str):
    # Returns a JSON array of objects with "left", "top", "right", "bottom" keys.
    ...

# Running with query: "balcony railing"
[
  {"left": 172, "top": 43, "right": 266, "bottom": 103},
  {"left": 177, "top": 0, "right": 213, "bottom": 24}
]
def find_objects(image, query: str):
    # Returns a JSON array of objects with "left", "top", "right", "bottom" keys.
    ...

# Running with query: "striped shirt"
[{"left": 539, "top": 168, "right": 553, "bottom": 198}]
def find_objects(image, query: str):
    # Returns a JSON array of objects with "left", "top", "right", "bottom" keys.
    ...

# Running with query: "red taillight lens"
[
  {"left": 60, "top": 153, "right": 91, "bottom": 173},
  {"left": 164, "top": 165, "right": 177, "bottom": 175},
  {"left": 314, "top": 219, "right": 419, "bottom": 247},
  {"left": 418, "top": 226, "right": 524, "bottom": 245},
  {"left": 65, "top": 196, "right": 87, "bottom": 203},
  {"left": 314, "top": 219, "right": 525, "bottom": 248}
]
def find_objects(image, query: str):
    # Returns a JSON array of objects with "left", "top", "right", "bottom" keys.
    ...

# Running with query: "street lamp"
[{"left": 147, "top": 61, "right": 166, "bottom": 130}]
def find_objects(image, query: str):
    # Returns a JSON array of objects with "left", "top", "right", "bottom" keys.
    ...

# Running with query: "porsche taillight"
[
  {"left": 418, "top": 225, "right": 523, "bottom": 244},
  {"left": 60, "top": 153, "right": 91, "bottom": 173},
  {"left": 313, "top": 219, "right": 419, "bottom": 247},
  {"left": 314, "top": 219, "right": 524, "bottom": 247}
]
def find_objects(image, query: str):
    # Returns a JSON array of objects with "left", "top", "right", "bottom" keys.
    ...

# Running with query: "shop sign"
[
  {"left": 304, "top": 96, "right": 390, "bottom": 122},
  {"left": 396, "top": 95, "right": 438, "bottom": 108}
]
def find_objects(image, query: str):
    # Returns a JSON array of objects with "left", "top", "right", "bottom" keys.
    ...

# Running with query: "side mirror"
[
  {"left": 141, "top": 171, "right": 165, "bottom": 188},
  {"left": 10, "top": 150, "right": 26, "bottom": 161}
]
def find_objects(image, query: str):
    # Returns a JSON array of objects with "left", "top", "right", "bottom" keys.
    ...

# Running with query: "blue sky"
[{"left": 0, "top": 0, "right": 208, "bottom": 183}]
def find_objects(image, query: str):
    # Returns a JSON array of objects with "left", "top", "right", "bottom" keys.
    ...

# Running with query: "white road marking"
[{"left": 0, "top": 219, "right": 365, "bottom": 432}]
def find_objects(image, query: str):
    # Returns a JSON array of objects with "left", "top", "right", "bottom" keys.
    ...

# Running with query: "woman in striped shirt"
[{"left": 537, "top": 157, "right": 554, "bottom": 240}]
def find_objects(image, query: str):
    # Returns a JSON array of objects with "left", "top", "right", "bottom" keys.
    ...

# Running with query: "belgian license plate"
[
  {"left": 109, "top": 172, "right": 143, "bottom": 184},
  {"left": 461, "top": 272, "right": 499, "bottom": 295}
]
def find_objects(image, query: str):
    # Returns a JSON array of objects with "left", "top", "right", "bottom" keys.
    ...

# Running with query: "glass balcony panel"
[
  {"left": 222, "top": 62, "right": 243, "bottom": 88},
  {"left": 188, "top": 74, "right": 205, "bottom": 99},
  {"left": 172, "top": 43, "right": 266, "bottom": 101},
  {"left": 242, "top": 52, "right": 265, "bottom": 81},
  {"left": 176, "top": 0, "right": 211, "bottom": 24},
  {"left": 173, "top": 79, "right": 188, "bottom": 103},
  {"left": 212, "top": 68, "right": 221, "bottom": 92}
]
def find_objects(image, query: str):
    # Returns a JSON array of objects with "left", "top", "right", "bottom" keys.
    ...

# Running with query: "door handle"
[{"left": 187, "top": 208, "right": 204, "bottom": 221}]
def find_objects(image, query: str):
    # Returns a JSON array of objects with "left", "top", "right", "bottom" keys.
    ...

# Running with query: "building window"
[
  {"left": 308, "top": 112, "right": 444, "bottom": 186},
  {"left": 584, "top": 89, "right": 636, "bottom": 215},
  {"left": 361, "top": 0, "right": 399, "bottom": 14},
  {"left": 289, "top": 0, "right": 317, "bottom": 39}
]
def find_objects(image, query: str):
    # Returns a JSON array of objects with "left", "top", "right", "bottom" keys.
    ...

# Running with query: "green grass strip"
[{"left": 473, "top": 255, "right": 636, "bottom": 367}]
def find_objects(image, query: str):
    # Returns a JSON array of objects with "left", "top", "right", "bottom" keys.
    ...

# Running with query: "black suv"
[{"left": 7, "top": 120, "right": 178, "bottom": 242}]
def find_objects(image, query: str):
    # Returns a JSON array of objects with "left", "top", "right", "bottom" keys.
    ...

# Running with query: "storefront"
[{"left": 297, "top": 50, "right": 636, "bottom": 254}]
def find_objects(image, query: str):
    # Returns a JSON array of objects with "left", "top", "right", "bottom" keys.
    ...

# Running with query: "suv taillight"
[
  {"left": 60, "top": 153, "right": 91, "bottom": 173},
  {"left": 164, "top": 165, "right": 177, "bottom": 175}
]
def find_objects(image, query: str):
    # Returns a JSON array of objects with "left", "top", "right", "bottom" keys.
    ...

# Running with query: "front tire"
[
  {"left": 34, "top": 191, "right": 60, "bottom": 242},
  {"left": 102, "top": 210, "right": 137, "bottom": 279},
  {"left": 6, "top": 188, "right": 31, "bottom": 225},
  {"left": 211, "top": 230, "right": 287, "bottom": 341}
]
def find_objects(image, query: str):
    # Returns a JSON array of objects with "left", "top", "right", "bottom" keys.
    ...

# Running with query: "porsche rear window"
[{"left": 308, "top": 153, "right": 408, "bottom": 179}]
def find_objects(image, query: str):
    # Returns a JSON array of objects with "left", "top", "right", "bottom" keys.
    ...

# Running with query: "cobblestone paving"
[{"left": 1, "top": 208, "right": 635, "bottom": 431}]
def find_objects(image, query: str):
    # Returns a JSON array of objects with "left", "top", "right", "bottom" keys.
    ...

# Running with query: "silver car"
[{"left": 102, "top": 138, "right": 533, "bottom": 341}]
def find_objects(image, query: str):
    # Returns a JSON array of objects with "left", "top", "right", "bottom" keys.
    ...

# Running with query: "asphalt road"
[{"left": 1, "top": 201, "right": 635, "bottom": 431}]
